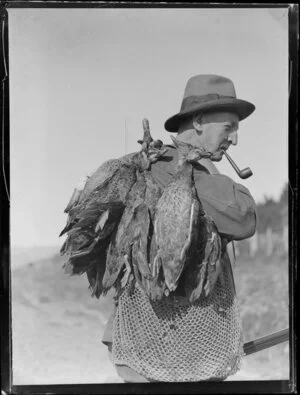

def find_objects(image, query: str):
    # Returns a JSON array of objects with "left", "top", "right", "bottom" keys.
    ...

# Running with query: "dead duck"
[
  {"left": 61, "top": 201, "right": 124, "bottom": 277},
  {"left": 59, "top": 120, "right": 164, "bottom": 238},
  {"left": 62, "top": 233, "right": 110, "bottom": 299},
  {"left": 130, "top": 122, "right": 167, "bottom": 299},
  {"left": 104, "top": 180, "right": 164, "bottom": 298},
  {"left": 102, "top": 119, "right": 166, "bottom": 295},
  {"left": 59, "top": 162, "right": 136, "bottom": 238},
  {"left": 61, "top": 119, "right": 166, "bottom": 298},
  {"left": 85, "top": 239, "right": 110, "bottom": 298},
  {"left": 153, "top": 136, "right": 213, "bottom": 296},
  {"left": 102, "top": 168, "right": 150, "bottom": 294},
  {"left": 59, "top": 117, "right": 164, "bottom": 254},
  {"left": 130, "top": 170, "right": 165, "bottom": 298}
]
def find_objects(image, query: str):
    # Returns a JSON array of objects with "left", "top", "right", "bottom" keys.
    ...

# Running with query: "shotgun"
[{"left": 243, "top": 328, "right": 289, "bottom": 356}]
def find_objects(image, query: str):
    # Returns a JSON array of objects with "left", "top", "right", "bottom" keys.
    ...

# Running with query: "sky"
[{"left": 8, "top": 7, "right": 288, "bottom": 248}]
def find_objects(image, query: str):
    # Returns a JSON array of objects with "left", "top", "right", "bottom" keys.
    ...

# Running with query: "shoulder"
[
  {"left": 151, "top": 144, "right": 176, "bottom": 166},
  {"left": 150, "top": 146, "right": 176, "bottom": 188}
]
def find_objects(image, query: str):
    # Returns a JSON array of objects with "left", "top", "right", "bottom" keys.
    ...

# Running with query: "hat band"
[{"left": 180, "top": 94, "right": 236, "bottom": 112}]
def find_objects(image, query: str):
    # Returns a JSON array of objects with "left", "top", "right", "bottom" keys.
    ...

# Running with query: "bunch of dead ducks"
[{"left": 60, "top": 119, "right": 223, "bottom": 303}]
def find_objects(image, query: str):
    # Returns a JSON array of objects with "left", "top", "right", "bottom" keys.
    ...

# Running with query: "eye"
[{"left": 225, "top": 124, "right": 237, "bottom": 133}]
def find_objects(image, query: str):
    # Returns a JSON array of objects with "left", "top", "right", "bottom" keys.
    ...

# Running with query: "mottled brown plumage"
[
  {"left": 102, "top": 120, "right": 166, "bottom": 296},
  {"left": 59, "top": 162, "right": 136, "bottom": 237},
  {"left": 85, "top": 240, "right": 109, "bottom": 298},
  {"left": 183, "top": 214, "right": 222, "bottom": 302},
  {"left": 60, "top": 118, "right": 166, "bottom": 299},
  {"left": 102, "top": 170, "right": 147, "bottom": 292},
  {"left": 143, "top": 227, "right": 167, "bottom": 301},
  {"left": 125, "top": 124, "right": 166, "bottom": 297},
  {"left": 128, "top": 166, "right": 166, "bottom": 296},
  {"left": 153, "top": 136, "right": 214, "bottom": 296},
  {"left": 61, "top": 202, "right": 124, "bottom": 280}
]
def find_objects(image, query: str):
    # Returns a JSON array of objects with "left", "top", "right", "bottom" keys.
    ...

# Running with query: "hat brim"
[{"left": 164, "top": 98, "right": 255, "bottom": 133}]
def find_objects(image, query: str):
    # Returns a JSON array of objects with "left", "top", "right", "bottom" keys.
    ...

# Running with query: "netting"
[{"left": 111, "top": 255, "right": 244, "bottom": 382}]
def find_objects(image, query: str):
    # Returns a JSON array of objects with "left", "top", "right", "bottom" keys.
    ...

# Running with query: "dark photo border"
[{"left": 0, "top": 2, "right": 298, "bottom": 394}]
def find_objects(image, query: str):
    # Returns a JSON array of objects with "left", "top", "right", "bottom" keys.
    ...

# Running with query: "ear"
[{"left": 192, "top": 113, "right": 203, "bottom": 133}]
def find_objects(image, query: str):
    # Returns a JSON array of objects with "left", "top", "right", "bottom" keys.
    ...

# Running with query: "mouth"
[{"left": 219, "top": 145, "right": 230, "bottom": 154}]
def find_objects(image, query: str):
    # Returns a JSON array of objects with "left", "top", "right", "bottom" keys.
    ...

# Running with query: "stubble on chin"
[{"left": 210, "top": 152, "right": 223, "bottom": 162}]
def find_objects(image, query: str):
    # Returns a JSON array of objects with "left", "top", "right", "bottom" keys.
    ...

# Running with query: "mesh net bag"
[{"left": 111, "top": 255, "right": 244, "bottom": 382}]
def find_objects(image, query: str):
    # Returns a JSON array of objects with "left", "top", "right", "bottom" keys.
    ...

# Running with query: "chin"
[{"left": 211, "top": 152, "right": 223, "bottom": 162}]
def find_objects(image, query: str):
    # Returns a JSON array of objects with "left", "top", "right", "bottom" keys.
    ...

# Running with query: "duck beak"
[
  {"left": 148, "top": 147, "right": 167, "bottom": 163},
  {"left": 150, "top": 139, "right": 163, "bottom": 149}
]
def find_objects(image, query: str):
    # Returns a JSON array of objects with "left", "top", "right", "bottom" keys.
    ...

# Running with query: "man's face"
[{"left": 193, "top": 111, "right": 239, "bottom": 161}]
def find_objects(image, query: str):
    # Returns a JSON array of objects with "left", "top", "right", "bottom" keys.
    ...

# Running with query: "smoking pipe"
[{"left": 222, "top": 150, "right": 253, "bottom": 179}]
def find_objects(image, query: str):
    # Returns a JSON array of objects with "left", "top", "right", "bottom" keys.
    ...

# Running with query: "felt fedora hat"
[{"left": 164, "top": 74, "right": 255, "bottom": 133}]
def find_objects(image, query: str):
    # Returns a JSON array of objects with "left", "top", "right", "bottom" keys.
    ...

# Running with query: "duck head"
[
  {"left": 134, "top": 145, "right": 167, "bottom": 171},
  {"left": 148, "top": 141, "right": 167, "bottom": 164},
  {"left": 170, "top": 135, "right": 212, "bottom": 164}
]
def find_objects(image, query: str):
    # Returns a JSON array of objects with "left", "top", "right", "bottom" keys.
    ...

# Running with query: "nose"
[{"left": 228, "top": 130, "right": 238, "bottom": 146}]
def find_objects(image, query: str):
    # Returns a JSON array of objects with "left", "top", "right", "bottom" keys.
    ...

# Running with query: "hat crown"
[
  {"left": 164, "top": 74, "right": 255, "bottom": 132},
  {"left": 183, "top": 74, "right": 237, "bottom": 99}
]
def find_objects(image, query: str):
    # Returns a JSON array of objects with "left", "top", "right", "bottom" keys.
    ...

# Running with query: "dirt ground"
[{"left": 11, "top": 250, "right": 289, "bottom": 384}]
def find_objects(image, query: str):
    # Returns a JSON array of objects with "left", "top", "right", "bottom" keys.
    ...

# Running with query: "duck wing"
[
  {"left": 83, "top": 161, "right": 136, "bottom": 204},
  {"left": 73, "top": 201, "right": 125, "bottom": 238},
  {"left": 102, "top": 205, "right": 135, "bottom": 292},
  {"left": 183, "top": 213, "right": 207, "bottom": 303},
  {"left": 85, "top": 244, "right": 109, "bottom": 298},
  {"left": 62, "top": 159, "right": 123, "bottom": 214},
  {"left": 154, "top": 180, "right": 196, "bottom": 292},
  {"left": 61, "top": 202, "right": 125, "bottom": 292},
  {"left": 63, "top": 236, "right": 109, "bottom": 276},
  {"left": 63, "top": 235, "right": 109, "bottom": 299},
  {"left": 202, "top": 215, "right": 222, "bottom": 297},
  {"left": 78, "top": 159, "right": 127, "bottom": 203},
  {"left": 102, "top": 172, "right": 147, "bottom": 292},
  {"left": 60, "top": 159, "right": 136, "bottom": 237},
  {"left": 127, "top": 169, "right": 165, "bottom": 300},
  {"left": 60, "top": 201, "right": 124, "bottom": 257},
  {"left": 131, "top": 203, "right": 153, "bottom": 294},
  {"left": 144, "top": 171, "right": 163, "bottom": 218},
  {"left": 146, "top": 233, "right": 166, "bottom": 301},
  {"left": 184, "top": 214, "right": 222, "bottom": 302},
  {"left": 60, "top": 228, "right": 94, "bottom": 256}
]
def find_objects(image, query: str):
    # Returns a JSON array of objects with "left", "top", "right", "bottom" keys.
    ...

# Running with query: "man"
[{"left": 102, "top": 74, "right": 257, "bottom": 382}]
